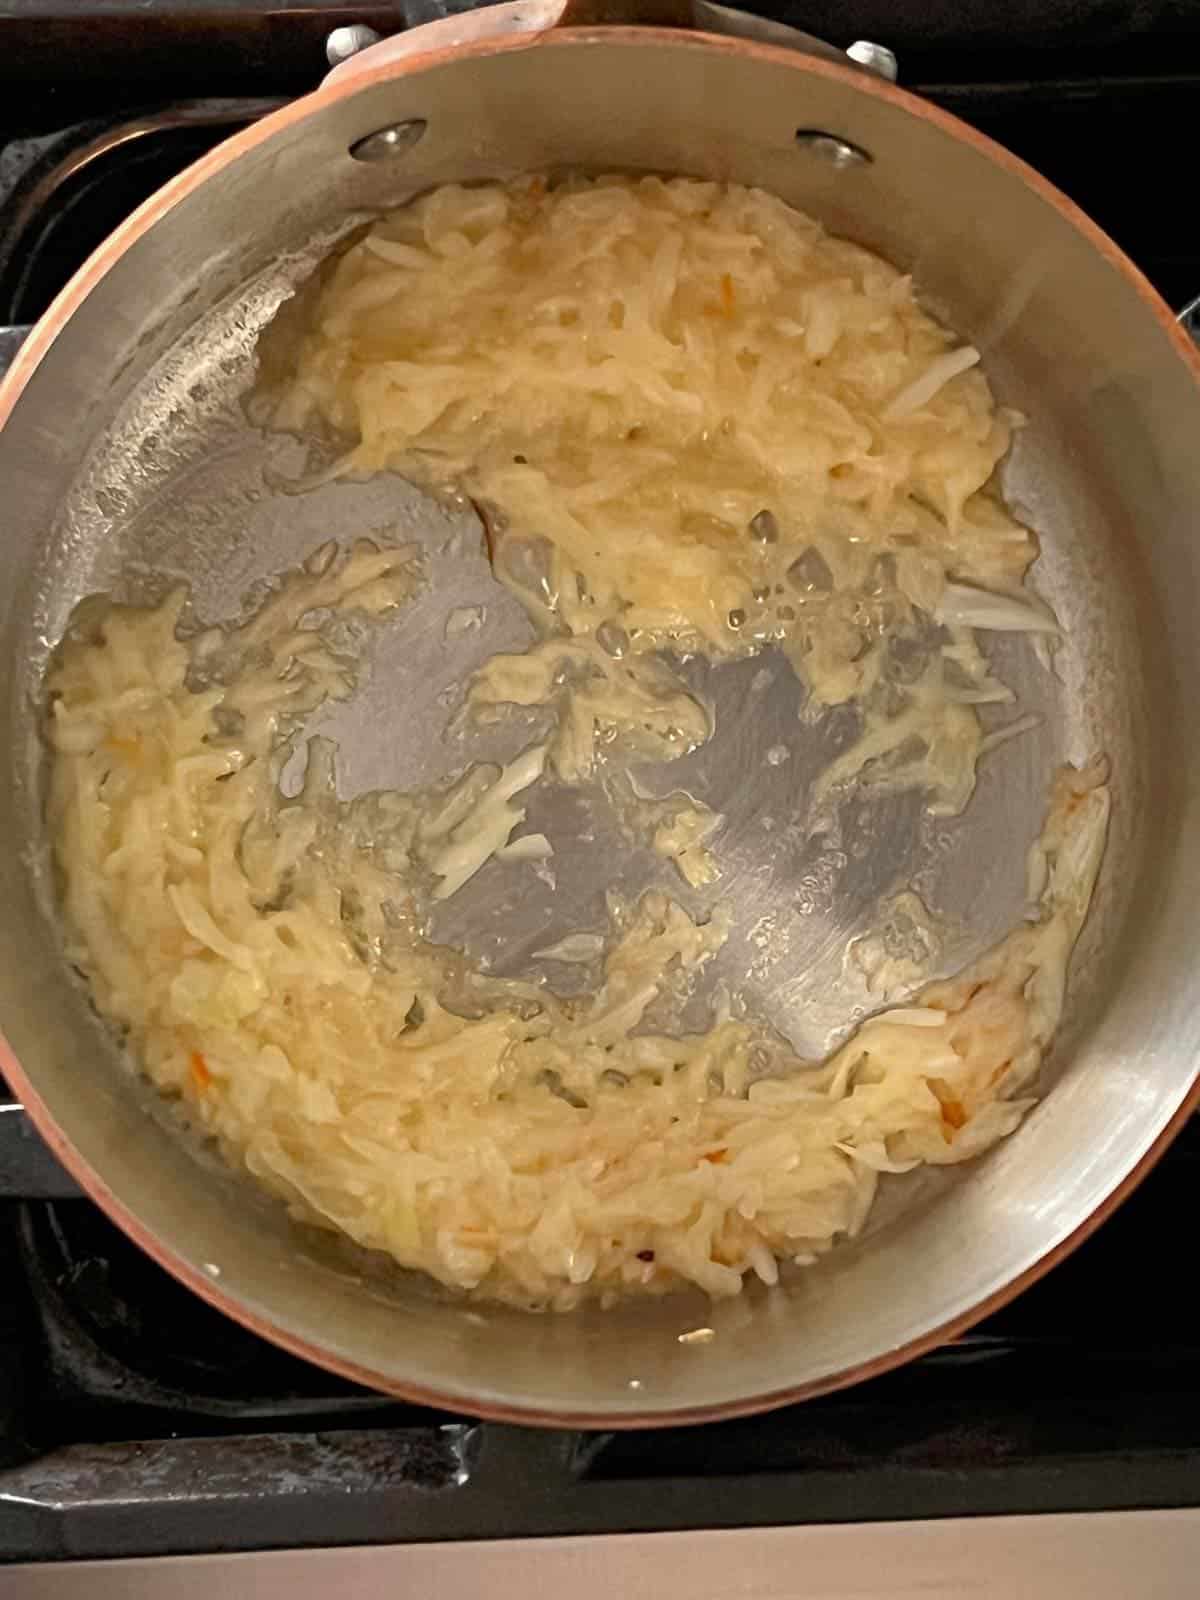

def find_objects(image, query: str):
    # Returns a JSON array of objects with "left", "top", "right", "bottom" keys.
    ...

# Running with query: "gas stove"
[{"left": 1, "top": 3, "right": 1199, "bottom": 1585}]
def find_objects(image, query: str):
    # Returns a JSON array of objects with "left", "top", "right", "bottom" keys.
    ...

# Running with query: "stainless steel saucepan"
[{"left": 1, "top": 0, "right": 1198, "bottom": 1426}]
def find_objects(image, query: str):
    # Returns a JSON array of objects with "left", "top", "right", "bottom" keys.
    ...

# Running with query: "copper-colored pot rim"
[{"left": 3, "top": 24, "right": 1200, "bottom": 1429}]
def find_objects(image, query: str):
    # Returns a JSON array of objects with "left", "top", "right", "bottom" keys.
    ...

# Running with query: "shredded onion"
[
  {"left": 47, "top": 551, "right": 1109, "bottom": 1311},
  {"left": 881, "top": 345, "right": 982, "bottom": 422},
  {"left": 937, "top": 581, "right": 1061, "bottom": 635},
  {"left": 42, "top": 178, "right": 1106, "bottom": 1315},
  {"left": 263, "top": 176, "right": 1043, "bottom": 814}
]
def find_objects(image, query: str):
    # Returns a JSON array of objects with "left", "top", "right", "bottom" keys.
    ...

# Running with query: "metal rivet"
[
  {"left": 845, "top": 39, "right": 899, "bottom": 82},
  {"left": 349, "top": 119, "right": 428, "bottom": 163},
  {"left": 326, "top": 23, "right": 382, "bottom": 67},
  {"left": 794, "top": 130, "right": 873, "bottom": 169}
]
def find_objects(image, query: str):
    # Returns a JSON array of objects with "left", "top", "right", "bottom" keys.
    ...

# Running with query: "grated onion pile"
[
  {"left": 266, "top": 175, "right": 1050, "bottom": 812},
  {"left": 44, "top": 175, "right": 1110, "bottom": 1313},
  {"left": 47, "top": 547, "right": 1108, "bottom": 1310}
]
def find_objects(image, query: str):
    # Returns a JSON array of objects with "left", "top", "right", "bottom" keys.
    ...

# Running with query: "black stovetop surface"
[
  {"left": 7, "top": 1121, "right": 1200, "bottom": 1562},
  {"left": 0, "top": 8, "right": 1197, "bottom": 1566}
]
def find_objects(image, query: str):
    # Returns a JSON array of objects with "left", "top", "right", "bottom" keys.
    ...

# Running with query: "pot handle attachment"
[
  {"left": 323, "top": 0, "right": 896, "bottom": 87},
  {"left": 1179, "top": 292, "right": 1200, "bottom": 348}
]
